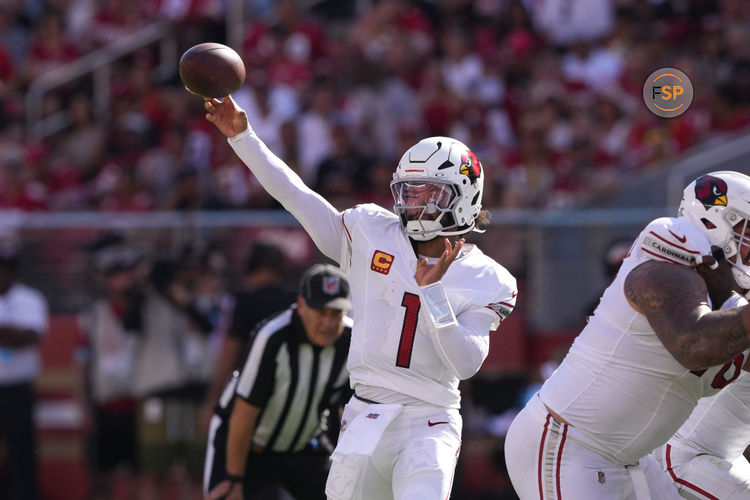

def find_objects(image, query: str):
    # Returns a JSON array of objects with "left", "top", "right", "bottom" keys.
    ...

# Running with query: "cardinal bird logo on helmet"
[
  {"left": 695, "top": 175, "right": 728, "bottom": 209},
  {"left": 459, "top": 151, "right": 481, "bottom": 183}
]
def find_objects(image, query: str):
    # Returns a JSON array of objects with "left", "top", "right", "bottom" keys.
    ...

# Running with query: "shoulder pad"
[
  {"left": 636, "top": 217, "right": 711, "bottom": 267},
  {"left": 484, "top": 269, "right": 517, "bottom": 322},
  {"left": 343, "top": 203, "right": 395, "bottom": 226},
  {"left": 342, "top": 203, "right": 399, "bottom": 237},
  {"left": 457, "top": 249, "right": 517, "bottom": 323}
]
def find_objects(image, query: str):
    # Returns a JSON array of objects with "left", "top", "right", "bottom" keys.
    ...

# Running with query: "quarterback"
[
  {"left": 506, "top": 171, "right": 750, "bottom": 499},
  {"left": 204, "top": 96, "right": 517, "bottom": 499}
]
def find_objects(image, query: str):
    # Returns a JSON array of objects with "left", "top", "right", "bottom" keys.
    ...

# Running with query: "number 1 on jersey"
[{"left": 396, "top": 292, "right": 421, "bottom": 368}]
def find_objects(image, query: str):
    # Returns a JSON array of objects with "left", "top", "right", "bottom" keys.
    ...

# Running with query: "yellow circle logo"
[{"left": 642, "top": 67, "right": 693, "bottom": 118}]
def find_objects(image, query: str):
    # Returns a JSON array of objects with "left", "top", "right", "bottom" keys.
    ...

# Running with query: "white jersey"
[
  {"left": 670, "top": 371, "right": 750, "bottom": 460},
  {"left": 0, "top": 282, "right": 48, "bottom": 384},
  {"left": 340, "top": 204, "right": 516, "bottom": 408},
  {"left": 540, "top": 216, "right": 750, "bottom": 465},
  {"left": 228, "top": 128, "right": 517, "bottom": 409}
]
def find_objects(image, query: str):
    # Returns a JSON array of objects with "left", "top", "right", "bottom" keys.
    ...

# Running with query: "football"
[{"left": 179, "top": 42, "right": 246, "bottom": 98}]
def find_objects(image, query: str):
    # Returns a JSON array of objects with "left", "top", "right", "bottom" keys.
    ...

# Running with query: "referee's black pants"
[
  {"left": 206, "top": 415, "right": 329, "bottom": 500},
  {"left": 243, "top": 448, "right": 329, "bottom": 500},
  {"left": 0, "top": 382, "right": 38, "bottom": 500}
]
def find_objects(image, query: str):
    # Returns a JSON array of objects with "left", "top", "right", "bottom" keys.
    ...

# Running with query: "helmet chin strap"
[
  {"left": 405, "top": 221, "right": 442, "bottom": 241},
  {"left": 405, "top": 221, "right": 476, "bottom": 242}
]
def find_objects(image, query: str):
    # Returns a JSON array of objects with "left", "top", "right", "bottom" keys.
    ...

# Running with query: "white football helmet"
[
  {"left": 678, "top": 171, "right": 750, "bottom": 289},
  {"left": 390, "top": 136, "right": 484, "bottom": 241}
]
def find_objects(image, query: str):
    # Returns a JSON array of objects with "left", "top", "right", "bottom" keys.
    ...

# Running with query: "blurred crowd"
[
  {"left": 75, "top": 233, "right": 298, "bottom": 499},
  {"left": 0, "top": 0, "right": 749, "bottom": 213},
  {"left": 6, "top": 2, "right": 750, "bottom": 497}
]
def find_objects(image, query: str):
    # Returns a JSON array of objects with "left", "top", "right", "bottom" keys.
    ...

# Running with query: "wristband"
[
  {"left": 226, "top": 474, "right": 244, "bottom": 483},
  {"left": 694, "top": 254, "right": 719, "bottom": 270},
  {"left": 419, "top": 281, "right": 457, "bottom": 328}
]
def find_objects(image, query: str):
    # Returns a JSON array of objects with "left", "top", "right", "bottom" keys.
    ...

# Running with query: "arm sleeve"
[
  {"left": 417, "top": 262, "right": 516, "bottom": 380},
  {"left": 425, "top": 307, "right": 494, "bottom": 380},
  {"left": 228, "top": 128, "right": 345, "bottom": 262}
]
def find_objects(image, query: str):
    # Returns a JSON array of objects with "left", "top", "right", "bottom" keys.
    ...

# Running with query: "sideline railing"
[
  {"left": 0, "top": 207, "right": 665, "bottom": 229},
  {"left": 0, "top": 207, "right": 661, "bottom": 330},
  {"left": 24, "top": 22, "right": 176, "bottom": 139}
]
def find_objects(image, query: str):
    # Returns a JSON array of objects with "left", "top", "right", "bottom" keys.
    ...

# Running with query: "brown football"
[{"left": 179, "top": 42, "right": 246, "bottom": 98}]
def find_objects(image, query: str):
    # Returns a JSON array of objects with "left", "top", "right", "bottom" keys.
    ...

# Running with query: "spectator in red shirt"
[{"left": 24, "top": 11, "right": 80, "bottom": 82}]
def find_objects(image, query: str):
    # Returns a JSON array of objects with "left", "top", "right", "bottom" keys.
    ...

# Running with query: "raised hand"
[
  {"left": 204, "top": 96, "right": 249, "bottom": 138},
  {"left": 415, "top": 238, "right": 464, "bottom": 287},
  {"left": 693, "top": 247, "right": 737, "bottom": 308}
]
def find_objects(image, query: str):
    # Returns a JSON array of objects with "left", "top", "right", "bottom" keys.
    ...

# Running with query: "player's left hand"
[
  {"left": 694, "top": 246, "right": 737, "bottom": 308},
  {"left": 415, "top": 238, "right": 464, "bottom": 287}
]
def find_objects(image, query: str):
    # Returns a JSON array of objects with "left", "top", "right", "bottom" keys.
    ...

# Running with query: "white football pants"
[
  {"left": 505, "top": 393, "right": 682, "bottom": 500},
  {"left": 653, "top": 441, "right": 750, "bottom": 499},
  {"left": 325, "top": 396, "right": 461, "bottom": 500}
]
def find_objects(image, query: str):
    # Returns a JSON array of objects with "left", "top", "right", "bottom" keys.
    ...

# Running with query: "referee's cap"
[{"left": 299, "top": 263, "right": 352, "bottom": 311}]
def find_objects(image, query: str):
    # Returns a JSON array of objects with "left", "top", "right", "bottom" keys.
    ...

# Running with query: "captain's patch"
[{"left": 371, "top": 250, "right": 394, "bottom": 275}]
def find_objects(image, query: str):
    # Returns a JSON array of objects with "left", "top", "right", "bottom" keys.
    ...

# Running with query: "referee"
[{"left": 205, "top": 264, "right": 352, "bottom": 500}]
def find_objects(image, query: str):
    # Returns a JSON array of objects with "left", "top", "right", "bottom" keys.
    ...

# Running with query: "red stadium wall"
[{"left": 36, "top": 314, "right": 90, "bottom": 500}]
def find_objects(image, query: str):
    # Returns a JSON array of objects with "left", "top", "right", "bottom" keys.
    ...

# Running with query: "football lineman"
[
  {"left": 506, "top": 171, "right": 750, "bottom": 499},
  {"left": 203, "top": 96, "right": 517, "bottom": 499},
  {"left": 653, "top": 368, "right": 750, "bottom": 498}
]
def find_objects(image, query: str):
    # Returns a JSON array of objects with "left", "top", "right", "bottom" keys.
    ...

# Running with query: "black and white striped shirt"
[{"left": 227, "top": 305, "right": 351, "bottom": 453}]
